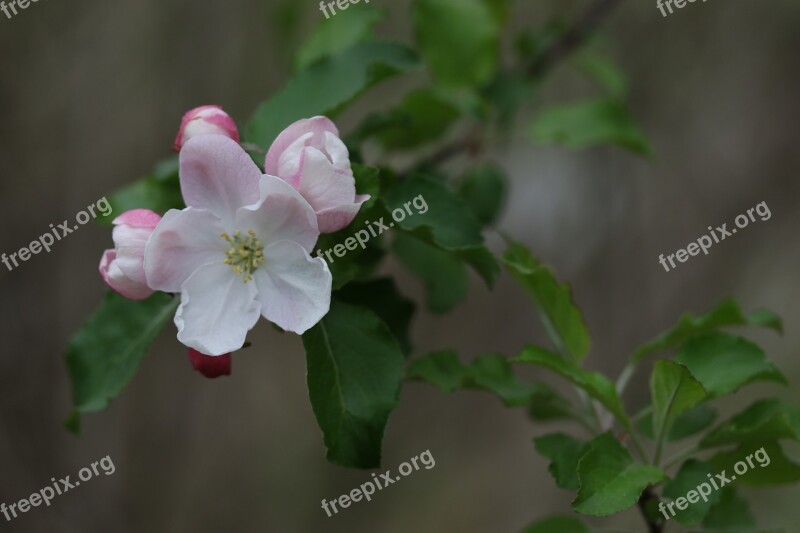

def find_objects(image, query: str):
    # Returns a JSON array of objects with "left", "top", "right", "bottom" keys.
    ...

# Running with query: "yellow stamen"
[{"left": 221, "top": 229, "right": 265, "bottom": 283}]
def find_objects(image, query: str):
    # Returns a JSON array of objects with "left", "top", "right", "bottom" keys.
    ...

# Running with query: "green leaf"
[
  {"left": 351, "top": 162, "right": 381, "bottom": 203},
  {"left": 458, "top": 163, "right": 508, "bottom": 226},
  {"left": 527, "top": 384, "right": 584, "bottom": 425},
  {"left": 314, "top": 164, "right": 385, "bottom": 289},
  {"left": 662, "top": 459, "right": 720, "bottom": 526},
  {"left": 572, "top": 433, "right": 666, "bottom": 516},
  {"left": 709, "top": 441, "right": 800, "bottom": 486},
  {"left": 387, "top": 174, "right": 484, "bottom": 249},
  {"left": 521, "top": 515, "right": 590, "bottom": 533},
  {"left": 650, "top": 360, "right": 707, "bottom": 454},
  {"left": 294, "top": 4, "right": 383, "bottom": 71},
  {"left": 483, "top": 71, "right": 538, "bottom": 126},
  {"left": 534, "top": 433, "right": 591, "bottom": 491},
  {"left": 673, "top": 332, "right": 787, "bottom": 397},
  {"left": 408, "top": 351, "right": 538, "bottom": 407},
  {"left": 456, "top": 245, "right": 501, "bottom": 289},
  {"left": 701, "top": 399, "right": 800, "bottom": 448},
  {"left": 393, "top": 233, "right": 469, "bottom": 313},
  {"left": 513, "top": 346, "right": 630, "bottom": 429},
  {"left": 66, "top": 293, "right": 179, "bottom": 420},
  {"left": 531, "top": 99, "right": 652, "bottom": 155},
  {"left": 665, "top": 404, "right": 718, "bottom": 442},
  {"left": 637, "top": 404, "right": 718, "bottom": 442},
  {"left": 467, "top": 355, "right": 540, "bottom": 407},
  {"left": 245, "top": 41, "right": 419, "bottom": 148},
  {"left": 574, "top": 52, "right": 628, "bottom": 98},
  {"left": 503, "top": 242, "right": 590, "bottom": 364},
  {"left": 376, "top": 89, "right": 460, "bottom": 150},
  {"left": 412, "top": 0, "right": 499, "bottom": 88},
  {"left": 335, "top": 277, "right": 415, "bottom": 355},
  {"left": 388, "top": 175, "right": 499, "bottom": 289},
  {"left": 702, "top": 487, "right": 756, "bottom": 531},
  {"left": 633, "top": 299, "right": 783, "bottom": 363},
  {"left": 407, "top": 350, "right": 469, "bottom": 394},
  {"left": 96, "top": 169, "right": 184, "bottom": 225},
  {"left": 302, "top": 301, "right": 405, "bottom": 469}
]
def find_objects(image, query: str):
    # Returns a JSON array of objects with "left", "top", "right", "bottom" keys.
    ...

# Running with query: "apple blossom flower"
[
  {"left": 188, "top": 348, "right": 231, "bottom": 378},
  {"left": 145, "top": 135, "right": 332, "bottom": 356},
  {"left": 264, "top": 116, "right": 369, "bottom": 233},
  {"left": 173, "top": 105, "right": 239, "bottom": 152},
  {"left": 99, "top": 209, "right": 161, "bottom": 300}
]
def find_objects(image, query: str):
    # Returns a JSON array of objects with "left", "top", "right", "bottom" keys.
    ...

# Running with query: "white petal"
[
  {"left": 175, "top": 263, "right": 262, "bottom": 356},
  {"left": 144, "top": 208, "right": 227, "bottom": 292},
  {"left": 323, "top": 131, "right": 352, "bottom": 172},
  {"left": 264, "top": 116, "right": 341, "bottom": 179},
  {"left": 254, "top": 240, "right": 332, "bottom": 334},
  {"left": 316, "top": 195, "right": 368, "bottom": 234},
  {"left": 297, "top": 147, "right": 357, "bottom": 212},
  {"left": 112, "top": 225, "right": 152, "bottom": 284},
  {"left": 179, "top": 135, "right": 261, "bottom": 224},
  {"left": 235, "top": 175, "right": 320, "bottom": 253},
  {"left": 277, "top": 132, "right": 314, "bottom": 184},
  {"left": 99, "top": 250, "right": 153, "bottom": 301}
]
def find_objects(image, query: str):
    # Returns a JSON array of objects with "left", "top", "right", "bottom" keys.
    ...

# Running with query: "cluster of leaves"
[
  {"left": 62, "top": 0, "right": 796, "bottom": 530},
  {"left": 412, "top": 255, "right": 794, "bottom": 531}
]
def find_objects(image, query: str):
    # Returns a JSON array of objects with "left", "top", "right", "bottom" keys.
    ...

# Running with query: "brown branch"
[
  {"left": 637, "top": 486, "right": 665, "bottom": 533},
  {"left": 406, "top": 0, "right": 625, "bottom": 175},
  {"left": 528, "top": 0, "right": 624, "bottom": 78}
]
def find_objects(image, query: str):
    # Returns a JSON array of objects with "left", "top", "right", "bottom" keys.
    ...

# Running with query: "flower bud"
[
  {"left": 265, "top": 116, "right": 368, "bottom": 233},
  {"left": 173, "top": 105, "right": 239, "bottom": 152},
  {"left": 99, "top": 209, "right": 161, "bottom": 300},
  {"left": 188, "top": 348, "right": 232, "bottom": 378}
]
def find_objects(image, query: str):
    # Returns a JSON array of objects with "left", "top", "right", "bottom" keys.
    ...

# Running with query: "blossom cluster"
[{"left": 99, "top": 107, "right": 368, "bottom": 377}]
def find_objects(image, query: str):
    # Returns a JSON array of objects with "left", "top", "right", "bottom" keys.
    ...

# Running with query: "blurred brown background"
[{"left": 1, "top": 0, "right": 799, "bottom": 531}]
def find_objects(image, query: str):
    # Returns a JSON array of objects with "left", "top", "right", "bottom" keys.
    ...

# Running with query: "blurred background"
[{"left": 1, "top": 0, "right": 799, "bottom": 531}]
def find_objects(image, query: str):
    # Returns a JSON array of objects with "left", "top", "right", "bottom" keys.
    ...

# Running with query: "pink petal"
[
  {"left": 179, "top": 135, "right": 261, "bottom": 224},
  {"left": 173, "top": 105, "right": 239, "bottom": 152},
  {"left": 99, "top": 249, "right": 153, "bottom": 301},
  {"left": 175, "top": 262, "right": 262, "bottom": 356},
  {"left": 322, "top": 131, "right": 352, "bottom": 172},
  {"left": 144, "top": 207, "right": 227, "bottom": 293},
  {"left": 297, "top": 148, "right": 357, "bottom": 211},
  {"left": 188, "top": 348, "right": 232, "bottom": 379},
  {"left": 264, "top": 116, "right": 340, "bottom": 177},
  {"left": 254, "top": 240, "right": 332, "bottom": 334},
  {"left": 112, "top": 209, "right": 162, "bottom": 229},
  {"left": 112, "top": 224, "right": 154, "bottom": 285},
  {"left": 235, "top": 175, "right": 320, "bottom": 253},
  {"left": 316, "top": 196, "right": 369, "bottom": 233}
]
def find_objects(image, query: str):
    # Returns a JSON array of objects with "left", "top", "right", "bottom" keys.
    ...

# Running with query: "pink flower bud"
[
  {"left": 173, "top": 105, "right": 239, "bottom": 152},
  {"left": 265, "top": 116, "right": 369, "bottom": 233},
  {"left": 188, "top": 348, "right": 232, "bottom": 378},
  {"left": 99, "top": 209, "right": 161, "bottom": 300}
]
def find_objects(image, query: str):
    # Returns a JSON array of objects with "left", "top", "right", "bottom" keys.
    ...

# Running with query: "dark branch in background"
[
  {"left": 405, "top": 0, "right": 625, "bottom": 176},
  {"left": 638, "top": 486, "right": 664, "bottom": 533},
  {"left": 527, "top": 0, "right": 624, "bottom": 78}
]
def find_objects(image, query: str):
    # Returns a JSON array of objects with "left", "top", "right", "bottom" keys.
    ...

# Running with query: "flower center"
[{"left": 221, "top": 230, "right": 265, "bottom": 283}]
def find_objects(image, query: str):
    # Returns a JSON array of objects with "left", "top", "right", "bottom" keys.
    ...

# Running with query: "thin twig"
[
  {"left": 409, "top": 0, "right": 625, "bottom": 174},
  {"left": 528, "top": 0, "right": 625, "bottom": 78},
  {"left": 637, "top": 486, "right": 665, "bottom": 533}
]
